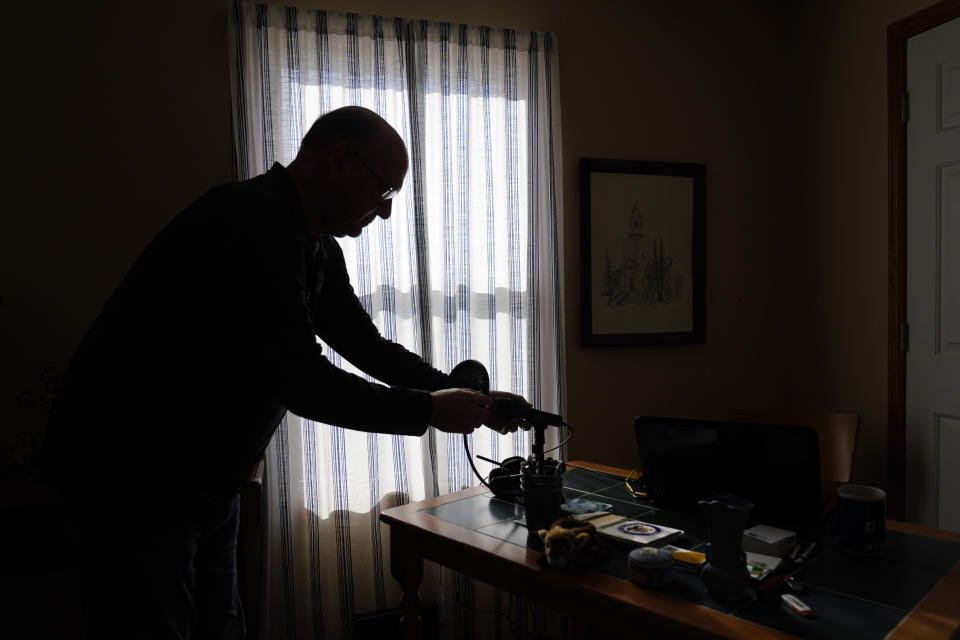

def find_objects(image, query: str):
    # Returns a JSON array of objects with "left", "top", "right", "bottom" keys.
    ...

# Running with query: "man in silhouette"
[{"left": 43, "top": 106, "right": 526, "bottom": 639}]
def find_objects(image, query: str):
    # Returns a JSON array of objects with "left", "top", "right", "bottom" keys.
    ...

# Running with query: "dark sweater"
[{"left": 45, "top": 163, "right": 449, "bottom": 502}]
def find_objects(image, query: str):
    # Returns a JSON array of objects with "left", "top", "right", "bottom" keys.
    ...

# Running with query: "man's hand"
[
  {"left": 484, "top": 390, "right": 532, "bottom": 435},
  {"left": 429, "top": 388, "right": 491, "bottom": 434}
]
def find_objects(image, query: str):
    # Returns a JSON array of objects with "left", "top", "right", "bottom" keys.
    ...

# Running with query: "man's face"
[{"left": 335, "top": 144, "right": 404, "bottom": 238}]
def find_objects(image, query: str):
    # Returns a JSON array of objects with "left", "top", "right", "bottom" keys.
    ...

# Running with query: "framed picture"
[{"left": 580, "top": 158, "right": 705, "bottom": 346}]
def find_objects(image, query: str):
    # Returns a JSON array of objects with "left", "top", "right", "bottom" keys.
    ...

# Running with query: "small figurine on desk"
[{"left": 537, "top": 518, "right": 600, "bottom": 571}]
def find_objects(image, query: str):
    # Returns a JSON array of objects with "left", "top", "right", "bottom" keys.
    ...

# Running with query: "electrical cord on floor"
[
  {"left": 454, "top": 574, "right": 564, "bottom": 640},
  {"left": 455, "top": 574, "right": 524, "bottom": 640}
]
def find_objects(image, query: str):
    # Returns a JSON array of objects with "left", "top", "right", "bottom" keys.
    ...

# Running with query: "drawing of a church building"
[{"left": 601, "top": 204, "right": 681, "bottom": 307}]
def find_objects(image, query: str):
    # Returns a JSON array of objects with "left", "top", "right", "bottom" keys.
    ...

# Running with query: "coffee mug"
[{"left": 836, "top": 485, "right": 886, "bottom": 555}]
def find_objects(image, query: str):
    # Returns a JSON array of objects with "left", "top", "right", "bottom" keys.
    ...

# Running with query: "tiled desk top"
[{"left": 422, "top": 466, "right": 960, "bottom": 639}]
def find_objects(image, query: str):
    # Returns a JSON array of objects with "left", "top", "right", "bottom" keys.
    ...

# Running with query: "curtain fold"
[{"left": 229, "top": 4, "right": 564, "bottom": 638}]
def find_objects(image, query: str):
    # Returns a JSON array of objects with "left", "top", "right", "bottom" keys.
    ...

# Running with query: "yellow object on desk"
[
  {"left": 624, "top": 468, "right": 647, "bottom": 498},
  {"left": 665, "top": 547, "right": 707, "bottom": 569}
]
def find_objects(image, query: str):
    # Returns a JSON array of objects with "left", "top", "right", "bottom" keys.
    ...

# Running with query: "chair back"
[{"left": 728, "top": 409, "right": 859, "bottom": 485}]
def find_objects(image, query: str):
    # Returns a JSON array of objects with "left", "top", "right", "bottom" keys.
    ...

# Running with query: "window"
[{"left": 230, "top": 5, "right": 563, "bottom": 637}]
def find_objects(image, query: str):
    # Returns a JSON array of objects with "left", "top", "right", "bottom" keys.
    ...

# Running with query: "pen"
[
  {"left": 795, "top": 542, "right": 816, "bottom": 564},
  {"left": 789, "top": 545, "right": 801, "bottom": 563},
  {"left": 572, "top": 511, "right": 612, "bottom": 521}
]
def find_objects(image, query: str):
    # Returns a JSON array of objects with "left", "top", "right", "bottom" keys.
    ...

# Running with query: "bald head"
[
  {"left": 288, "top": 106, "right": 408, "bottom": 238},
  {"left": 299, "top": 106, "right": 407, "bottom": 170}
]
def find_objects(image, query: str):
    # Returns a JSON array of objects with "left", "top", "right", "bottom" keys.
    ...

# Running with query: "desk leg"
[
  {"left": 568, "top": 617, "right": 586, "bottom": 640},
  {"left": 390, "top": 525, "right": 423, "bottom": 640}
]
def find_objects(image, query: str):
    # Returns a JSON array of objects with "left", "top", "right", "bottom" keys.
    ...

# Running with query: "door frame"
[{"left": 887, "top": 0, "right": 960, "bottom": 521}]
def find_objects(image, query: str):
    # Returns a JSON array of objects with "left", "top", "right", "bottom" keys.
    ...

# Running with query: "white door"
[{"left": 906, "top": 16, "right": 960, "bottom": 531}]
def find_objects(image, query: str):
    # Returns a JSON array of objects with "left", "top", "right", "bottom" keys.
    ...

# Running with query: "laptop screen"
[{"left": 634, "top": 416, "right": 822, "bottom": 535}]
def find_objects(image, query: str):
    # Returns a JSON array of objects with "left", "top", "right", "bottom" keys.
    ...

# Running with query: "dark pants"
[{"left": 64, "top": 491, "right": 246, "bottom": 640}]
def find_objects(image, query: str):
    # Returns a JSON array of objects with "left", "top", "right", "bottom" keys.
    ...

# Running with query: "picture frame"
[{"left": 580, "top": 158, "right": 705, "bottom": 346}]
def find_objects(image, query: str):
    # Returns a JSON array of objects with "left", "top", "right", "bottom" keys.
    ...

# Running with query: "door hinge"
[
  {"left": 901, "top": 322, "right": 910, "bottom": 352},
  {"left": 901, "top": 92, "right": 910, "bottom": 123}
]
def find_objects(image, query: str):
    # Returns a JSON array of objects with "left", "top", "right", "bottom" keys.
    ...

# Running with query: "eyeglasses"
[{"left": 350, "top": 146, "right": 400, "bottom": 201}]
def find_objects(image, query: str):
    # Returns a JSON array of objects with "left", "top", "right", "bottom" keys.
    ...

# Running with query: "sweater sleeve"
[
  {"left": 221, "top": 193, "right": 443, "bottom": 437},
  {"left": 311, "top": 237, "right": 453, "bottom": 393}
]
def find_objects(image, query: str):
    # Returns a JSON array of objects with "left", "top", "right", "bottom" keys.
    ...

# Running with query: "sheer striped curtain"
[{"left": 229, "top": 4, "right": 564, "bottom": 638}]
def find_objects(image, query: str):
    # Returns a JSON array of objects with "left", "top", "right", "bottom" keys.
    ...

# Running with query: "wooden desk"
[{"left": 380, "top": 461, "right": 960, "bottom": 639}]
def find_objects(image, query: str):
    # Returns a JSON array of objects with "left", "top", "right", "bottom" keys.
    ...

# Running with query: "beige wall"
[
  {"left": 2, "top": 1, "right": 235, "bottom": 445},
  {"left": 0, "top": 0, "right": 939, "bottom": 491},
  {"left": 777, "top": 0, "right": 938, "bottom": 489}
]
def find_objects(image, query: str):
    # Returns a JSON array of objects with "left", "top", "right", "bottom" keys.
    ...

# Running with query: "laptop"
[{"left": 634, "top": 416, "right": 823, "bottom": 536}]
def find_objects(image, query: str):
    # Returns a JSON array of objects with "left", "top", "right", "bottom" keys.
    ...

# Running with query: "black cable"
[
  {"left": 465, "top": 425, "right": 570, "bottom": 498},
  {"left": 541, "top": 423, "right": 573, "bottom": 456},
  {"left": 463, "top": 433, "right": 495, "bottom": 492}
]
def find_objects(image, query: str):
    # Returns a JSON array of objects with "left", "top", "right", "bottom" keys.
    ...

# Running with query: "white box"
[{"left": 742, "top": 524, "right": 796, "bottom": 557}]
